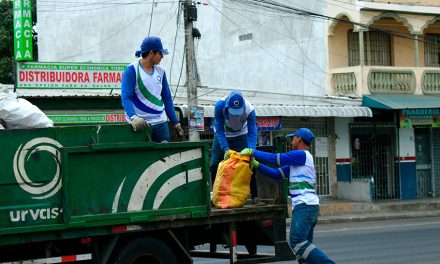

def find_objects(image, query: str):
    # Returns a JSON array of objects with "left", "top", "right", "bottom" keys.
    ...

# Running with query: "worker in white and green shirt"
[
  {"left": 121, "top": 36, "right": 183, "bottom": 142},
  {"left": 241, "top": 128, "right": 335, "bottom": 264}
]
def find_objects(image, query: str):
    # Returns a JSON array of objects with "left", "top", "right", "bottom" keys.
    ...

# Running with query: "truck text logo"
[
  {"left": 9, "top": 207, "right": 63, "bottom": 222},
  {"left": 13, "top": 137, "right": 63, "bottom": 199}
]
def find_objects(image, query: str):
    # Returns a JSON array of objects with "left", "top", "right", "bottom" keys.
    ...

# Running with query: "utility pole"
[{"left": 183, "top": 0, "right": 200, "bottom": 141}]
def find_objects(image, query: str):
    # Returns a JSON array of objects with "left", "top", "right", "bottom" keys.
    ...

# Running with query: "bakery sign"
[{"left": 16, "top": 62, "right": 127, "bottom": 89}]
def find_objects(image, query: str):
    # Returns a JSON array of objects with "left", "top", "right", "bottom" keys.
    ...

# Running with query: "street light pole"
[{"left": 183, "top": 0, "right": 200, "bottom": 141}]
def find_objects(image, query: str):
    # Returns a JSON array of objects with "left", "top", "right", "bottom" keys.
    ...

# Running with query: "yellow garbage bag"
[{"left": 212, "top": 150, "right": 252, "bottom": 209}]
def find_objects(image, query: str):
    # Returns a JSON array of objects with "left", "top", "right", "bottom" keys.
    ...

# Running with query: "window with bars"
[
  {"left": 424, "top": 34, "right": 440, "bottom": 67},
  {"left": 348, "top": 30, "right": 392, "bottom": 66}
]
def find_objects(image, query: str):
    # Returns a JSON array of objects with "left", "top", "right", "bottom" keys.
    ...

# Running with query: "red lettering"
[{"left": 19, "top": 71, "right": 25, "bottom": 81}]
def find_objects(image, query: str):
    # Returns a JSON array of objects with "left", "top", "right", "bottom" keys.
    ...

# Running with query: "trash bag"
[
  {"left": 212, "top": 150, "right": 253, "bottom": 209},
  {"left": 0, "top": 85, "right": 53, "bottom": 129}
]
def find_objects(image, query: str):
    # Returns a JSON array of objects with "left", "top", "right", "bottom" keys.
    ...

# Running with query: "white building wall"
[
  {"left": 36, "top": 0, "right": 328, "bottom": 97},
  {"left": 335, "top": 117, "right": 351, "bottom": 158}
]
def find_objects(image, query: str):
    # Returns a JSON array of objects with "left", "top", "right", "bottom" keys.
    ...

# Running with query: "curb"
[{"left": 285, "top": 211, "right": 440, "bottom": 227}]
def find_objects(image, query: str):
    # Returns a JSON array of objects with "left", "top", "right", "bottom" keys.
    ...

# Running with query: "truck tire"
[{"left": 115, "top": 237, "right": 177, "bottom": 264}]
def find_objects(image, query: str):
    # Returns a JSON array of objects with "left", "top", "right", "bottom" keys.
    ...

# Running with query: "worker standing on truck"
[
  {"left": 121, "top": 36, "right": 184, "bottom": 142},
  {"left": 241, "top": 128, "right": 335, "bottom": 264},
  {"left": 211, "top": 90, "right": 258, "bottom": 198}
]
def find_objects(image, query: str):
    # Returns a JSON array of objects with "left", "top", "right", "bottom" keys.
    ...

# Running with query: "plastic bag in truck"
[
  {"left": 0, "top": 84, "right": 53, "bottom": 129},
  {"left": 212, "top": 150, "right": 253, "bottom": 209}
]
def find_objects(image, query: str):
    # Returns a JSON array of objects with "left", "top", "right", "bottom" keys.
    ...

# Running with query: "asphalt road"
[{"left": 194, "top": 216, "right": 440, "bottom": 264}]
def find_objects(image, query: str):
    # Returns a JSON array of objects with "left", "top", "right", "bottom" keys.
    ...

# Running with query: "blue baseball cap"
[
  {"left": 225, "top": 91, "right": 245, "bottom": 116},
  {"left": 135, "top": 36, "right": 169, "bottom": 57},
  {"left": 287, "top": 128, "right": 315, "bottom": 145}
]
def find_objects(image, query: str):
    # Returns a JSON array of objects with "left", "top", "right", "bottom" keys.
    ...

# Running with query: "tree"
[{"left": 0, "top": 0, "right": 37, "bottom": 84}]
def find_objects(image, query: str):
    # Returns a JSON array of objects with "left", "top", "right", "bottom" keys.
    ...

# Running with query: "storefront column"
[
  {"left": 327, "top": 117, "right": 337, "bottom": 198},
  {"left": 414, "top": 34, "right": 420, "bottom": 67}
]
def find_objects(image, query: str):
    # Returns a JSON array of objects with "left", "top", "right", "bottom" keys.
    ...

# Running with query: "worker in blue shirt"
[
  {"left": 121, "top": 36, "right": 184, "bottom": 142},
  {"left": 210, "top": 90, "right": 258, "bottom": 197},
  {"left": 241, "top": 128, "right": 335, "bottom": 264}
]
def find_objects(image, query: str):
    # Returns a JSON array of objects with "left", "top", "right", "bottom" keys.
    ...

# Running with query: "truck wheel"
[{"left": 115, "top": 237, "right": 177, "bottom": 264}]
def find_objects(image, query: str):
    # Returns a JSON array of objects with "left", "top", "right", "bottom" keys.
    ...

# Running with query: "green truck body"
[{"left": 0, "top": 125, "right": 294, "bottom": 263}]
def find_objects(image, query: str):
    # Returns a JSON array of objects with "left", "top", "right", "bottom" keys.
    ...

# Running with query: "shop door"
[
  {"left": 414, "top": 128, "right": 432, "bottom": 198},
  {"left": 351, "top": 126, "right": 397, "bottom": 200}
]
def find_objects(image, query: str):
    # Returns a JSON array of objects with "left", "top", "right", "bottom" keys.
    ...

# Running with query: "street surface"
[{"left": 194, "top": 216, "right": 440, "bottom": 264}]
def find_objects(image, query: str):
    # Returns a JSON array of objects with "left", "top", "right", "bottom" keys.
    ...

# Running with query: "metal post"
[{"left": 183, "top": 1, "right": 200, "bottom": 141}]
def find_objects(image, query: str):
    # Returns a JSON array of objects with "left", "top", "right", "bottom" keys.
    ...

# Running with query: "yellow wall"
[
  {"left": 329, "top": 21, "right": 352, "bottom": 69},
  {"left": 372, "top": 21, "right": 414, "bottom": 66}
]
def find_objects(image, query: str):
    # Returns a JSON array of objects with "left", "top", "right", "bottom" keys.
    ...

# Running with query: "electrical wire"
[{"left": 148, "top": 0, "right": 155, "bottom": 36}]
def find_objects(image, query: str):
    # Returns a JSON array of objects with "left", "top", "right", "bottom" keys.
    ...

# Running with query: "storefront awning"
[
  {"left": 363, "top": 94, "right": 440, "bottom": 110},
  {"left": 178, "top": 105, "right": 372, "bottom": 118}
]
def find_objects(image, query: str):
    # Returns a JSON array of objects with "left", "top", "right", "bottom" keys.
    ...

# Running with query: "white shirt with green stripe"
[{"left": 253, "top": 149, "right": 319, "bottom": 209}]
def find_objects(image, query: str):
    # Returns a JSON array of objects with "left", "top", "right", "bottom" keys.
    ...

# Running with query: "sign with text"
[
  {"left": 400, "top": 108, "right": 440, "bottom": 128},
  {"left": 48, "top": 113, "right": 126, "bottom": 125},
  {"left": 13, "top": 0, "right": 33, "bottom": 61},
  {"left": 16, "top": 62, "right": 127, "bottom": 89},
  {"left": 256, "top": 116, "right": 281, "bottom": 130}
]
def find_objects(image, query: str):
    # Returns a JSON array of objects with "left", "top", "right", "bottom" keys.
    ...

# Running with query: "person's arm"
[
  {"left": 121, "top": 65, "right": 137, "bottom": 118},
  {"left": 161, "top": 72, "right": 178, "bottom": 126},
  {"left": 253, "top": 149, "right": 307, "bottom": 167},
  {"left": 256, "top": 164, "right": 290, "bottom": 181},
  {"left": 214, "top": 101, "right": 229, "bottom": 151},
  {"left": 246, "top": 110, "right": 257, "bottom": 150}
]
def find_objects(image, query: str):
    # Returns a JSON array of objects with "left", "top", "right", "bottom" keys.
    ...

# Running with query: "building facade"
[{"left": 326, "top": 0, "right": 440, "bottom": 200}]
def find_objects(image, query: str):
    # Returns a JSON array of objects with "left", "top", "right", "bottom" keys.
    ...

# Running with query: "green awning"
[{"left": 363, "top": 94, "right": 440, "bottom": 109}]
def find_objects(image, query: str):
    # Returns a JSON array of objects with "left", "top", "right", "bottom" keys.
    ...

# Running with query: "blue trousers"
[
  {"left": 151, "top": 122, "right": 170, "bottom": 143},
  {"left": 290, "top": 203, "right": 335, "bottom": 264},
  {"left": 210, "top": 134, "right": 257, "bottom": 198}
]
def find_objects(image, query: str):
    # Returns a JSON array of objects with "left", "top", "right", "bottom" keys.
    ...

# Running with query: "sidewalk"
[{"left": 286, "top": 197, "right": 440, "bottom": 225}]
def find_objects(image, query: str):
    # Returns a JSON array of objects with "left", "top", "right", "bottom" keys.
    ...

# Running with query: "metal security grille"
[
  {"left": 348, "top": 30, "right": 392, "bottom": 66},
  {"left": 350, "top": 124, "right": 398, "bottom": 200},
  {"left": 273, "top": 117, "right": 330, "bottom": 196},
  {"left": 433, "top": 128, "right": 440, "bottom": 197},
  {"left": 415, "top": 128, "right": 433, "bottom": 198},
  {"left": 424, "top": 34, "right": 440, "bottom": 67}
]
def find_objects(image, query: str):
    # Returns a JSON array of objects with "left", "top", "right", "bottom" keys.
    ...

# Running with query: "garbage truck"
[{"left": 0, "top": 124, "right": 295, "bottom": 263}]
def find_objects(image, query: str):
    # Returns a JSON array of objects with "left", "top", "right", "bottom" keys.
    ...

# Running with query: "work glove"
[
  {"left": 130, "top": 115, "right": 148, "bottom": 132},
  {"left": 250, "top": 158, "right": 260, "bottom": 170},
  {"left": 240, "top": 148, "right": 254, "bottom": 156},
  {"left": 224, "top": 149, "right": 232, "bottom": 160},
  {"left": 175, "top": 123, "right": 184, "bottom": 137}
]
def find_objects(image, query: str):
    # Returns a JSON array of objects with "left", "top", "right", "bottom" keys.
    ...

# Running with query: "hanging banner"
[
  {"left": 13, "top": 0, "right": 33, "bottom": 61},
  {"left": 400, "top": 108, "right": 440, "bottom": 128},
  {"left": 16, "top": 62, "right": 127, "bottom": 89}
]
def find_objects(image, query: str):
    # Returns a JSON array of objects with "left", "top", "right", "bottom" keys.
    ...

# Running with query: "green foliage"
[{"left": 0, "top": 0, "right": 37, "bottom": 84}]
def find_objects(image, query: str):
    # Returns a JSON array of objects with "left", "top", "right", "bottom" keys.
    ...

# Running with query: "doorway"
[{"left": 414, "top": 127, "right": 433, "bottom": 198}]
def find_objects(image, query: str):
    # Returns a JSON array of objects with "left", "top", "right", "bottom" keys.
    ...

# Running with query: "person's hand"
[
  {"left": 224, "top": 149, "right": 232, "bottom": 160},
  {"left": 250, "top": 158, "right": 260, "bottom": 170},
  {"left": 175, "top": 123, "right": 184, "bottom": 137},
  {"left": 130, "top": 115, "right": 148, "bottom": 132},
  {"left": 240, "top": 148, "right": 254, "bottom": 156}
]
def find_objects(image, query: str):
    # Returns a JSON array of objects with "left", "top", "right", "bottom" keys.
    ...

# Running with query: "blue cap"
[
  {"left": 135, "top": 36, "right": 169, "bottom": 57},
  {"left": 287, "top": 128, "right": 315, "bottom": 145},
  {"left": 225, "top": 91, "right": 244, "bottom": 116}
]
